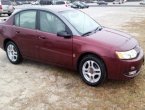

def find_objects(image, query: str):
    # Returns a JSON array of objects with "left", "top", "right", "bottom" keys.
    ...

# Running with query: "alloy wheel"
[
  {"left": 82, "top": 60, "right": 101, "bottom": 83},
  {"left": 7, "top": 44, "right": 18, "bottom": 62}
]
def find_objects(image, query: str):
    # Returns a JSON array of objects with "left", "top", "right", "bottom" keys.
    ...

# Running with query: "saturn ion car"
[{"left": 0, "top": 6, "right": 144, "bottom": 86}]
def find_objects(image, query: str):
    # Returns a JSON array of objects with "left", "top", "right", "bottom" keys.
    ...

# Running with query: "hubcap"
[
  {"left": 82, "top": 60, "right": 101, "bottom": 83},
  {"left": 7, "top": 44, "right": 18, "bottom": 62}
]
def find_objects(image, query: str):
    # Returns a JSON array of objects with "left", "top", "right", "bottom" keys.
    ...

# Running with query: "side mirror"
[{"left": 57, "top": 31, "right": 72, "bottom": 39}]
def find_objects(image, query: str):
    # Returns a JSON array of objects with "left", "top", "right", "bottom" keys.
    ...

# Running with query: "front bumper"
[{"left": 106, "top": 48, "right": 144, "bottom": 80}]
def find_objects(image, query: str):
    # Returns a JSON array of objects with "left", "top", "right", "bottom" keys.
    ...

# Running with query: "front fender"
[{"left": 73, "top": 44, "right": 115, "bottom": 70}]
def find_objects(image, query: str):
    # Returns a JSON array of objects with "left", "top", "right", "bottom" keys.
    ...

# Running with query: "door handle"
[{"left": 39, "top": 36, "right": 46, "bottom": 39}]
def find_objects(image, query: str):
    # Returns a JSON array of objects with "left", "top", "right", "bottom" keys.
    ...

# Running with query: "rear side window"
[
  {"left": 20, "top": 11, "right": 36, "bottom": 29},
  {"left": 14, "top": 10, "right": 36, "bottom": 29},
  {"left": 1, "top": 0, "right": 11, "bottom": 5}
]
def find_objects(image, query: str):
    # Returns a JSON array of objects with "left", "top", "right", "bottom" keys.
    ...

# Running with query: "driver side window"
[{"left": 40, "top": 11, "right": 66, "bottom": 34}]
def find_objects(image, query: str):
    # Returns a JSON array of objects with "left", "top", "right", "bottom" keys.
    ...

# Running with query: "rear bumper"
[
  {"left": 0, "top": 9, "right": 13, "bottom": 14},
  {"left": 106, "top": 48, "right": 144, "bottom": 80},
  {"left": 0, "top": 11, "right": 13, "bottom": 14}
]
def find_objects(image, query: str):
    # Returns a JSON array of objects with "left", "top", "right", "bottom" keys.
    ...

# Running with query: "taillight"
[{"left": 0, "top": 5, "right": 2, "bottom": 9}]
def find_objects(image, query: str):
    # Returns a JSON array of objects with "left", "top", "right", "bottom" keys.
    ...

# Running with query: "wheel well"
[
  {"left": 77, "top": 52, "right": 108, "bottom": 75},
  {"left": 3, "top": 39, "right": 13, "bottom": 50}
]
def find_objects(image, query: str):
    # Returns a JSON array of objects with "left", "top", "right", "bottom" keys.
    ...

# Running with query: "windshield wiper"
[
  {"left": 82, "top": 26, "right": 102, "bottom": 36},
  {"left": 82, "top": 31, "right": 93, "bottom": 36},
  {"left": 94, "top": 26, "right": 103, "bottom": 32}
]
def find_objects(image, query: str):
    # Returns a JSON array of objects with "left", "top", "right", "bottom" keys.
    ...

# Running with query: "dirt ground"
[{"left": 0, "top": 7, "right": 145, "bottom": 110}]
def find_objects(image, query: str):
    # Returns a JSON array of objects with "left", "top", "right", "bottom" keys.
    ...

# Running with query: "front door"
[{"left": 37, "top": 11, "right": 73, "bottom": 68}]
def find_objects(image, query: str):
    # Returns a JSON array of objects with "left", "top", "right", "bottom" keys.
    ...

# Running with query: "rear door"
[{"left": 13, "top": 10, "right": 39, "bottom": 59}]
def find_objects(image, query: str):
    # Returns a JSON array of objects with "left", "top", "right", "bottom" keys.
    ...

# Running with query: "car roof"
[{"left": 14, "top": 5, "right": 74, "bottom": 14}]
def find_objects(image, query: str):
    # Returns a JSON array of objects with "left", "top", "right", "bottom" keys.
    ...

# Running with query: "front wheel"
[
  {"left": 6, "top": 41, "right": 23, "bottom": 64},
  {"left": 79, "top": 55, "right": 106, "bottom": 86}
]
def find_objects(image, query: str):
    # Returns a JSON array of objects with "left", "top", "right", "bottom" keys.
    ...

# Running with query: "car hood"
[{"left": 86, "top": 27, "right": 137, "bottom": 50}]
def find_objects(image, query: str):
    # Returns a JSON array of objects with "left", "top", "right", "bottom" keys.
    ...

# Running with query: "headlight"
[{"left": 116, "top": 49, "right": 137, "bottom": 60}]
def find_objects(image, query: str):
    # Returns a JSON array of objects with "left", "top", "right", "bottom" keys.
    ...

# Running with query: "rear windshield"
[{"left": 1, "top": 0, "right": 11, "bottom": 5}]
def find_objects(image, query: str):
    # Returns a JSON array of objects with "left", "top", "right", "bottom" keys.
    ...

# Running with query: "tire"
[
  {"left": 79, "top": 55, "right": 106, "bottom": 86},
  {"left": 5, "top": 41, "right": 23, "bottom": 64},
  {"left": 8, "top": 13, "right": 11, "bottom": 16}
]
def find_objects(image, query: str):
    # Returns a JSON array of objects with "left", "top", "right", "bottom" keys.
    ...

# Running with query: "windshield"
[{"left": 60, "top": 10, "right": 101, "bottom": 35}]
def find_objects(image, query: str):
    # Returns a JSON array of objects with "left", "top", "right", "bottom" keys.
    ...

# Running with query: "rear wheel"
[
  {"left": 79, "top": 55, "right": 106, "bottom": 86},
  {"left": 6, "top": 41, "right": 23, "bottom": 64}
]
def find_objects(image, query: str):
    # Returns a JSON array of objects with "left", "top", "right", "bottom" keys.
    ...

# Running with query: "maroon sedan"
[{"left": 0, "top": 7, "right": 144, "bottom": 86}]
